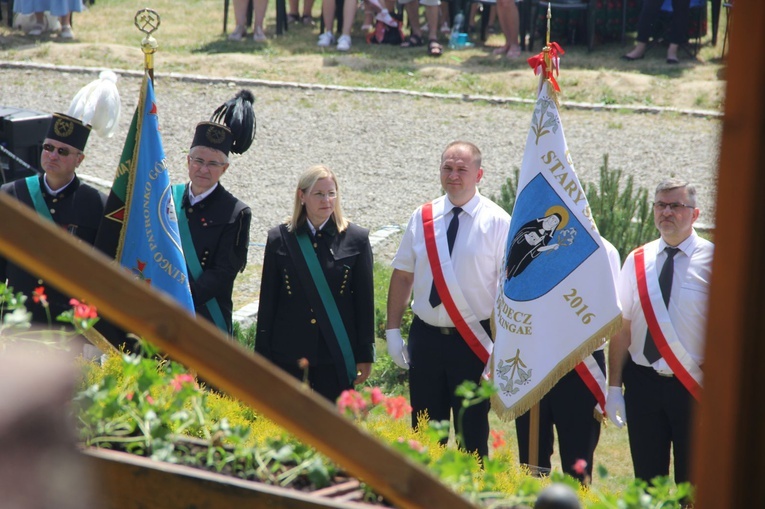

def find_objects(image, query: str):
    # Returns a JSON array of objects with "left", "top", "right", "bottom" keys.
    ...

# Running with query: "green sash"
[
  {"left": 172, "top": 184, "right": 228, "bottom": 333},
  {"left": 295, "top": 230, "right": 357, "bottom": 384},
  {"left": 24, "top": 176, "right": 54, "bottom": 223}
]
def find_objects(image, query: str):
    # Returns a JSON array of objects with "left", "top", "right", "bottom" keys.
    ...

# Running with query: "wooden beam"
[
  {"left": 693, "top": 0, "right": 765, "bottom": 506},
  {"left": 0, "top": 193, "right": 476, "bottom": 509},
  {"left": 82, "top": 448, "right": 375, "bottom": 509}
]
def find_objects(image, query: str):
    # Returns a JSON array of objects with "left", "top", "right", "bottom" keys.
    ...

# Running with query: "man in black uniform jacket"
[
  {"left": 173, "top": 90, "right": 256, "bottom": 334},
  {"left": 0, "top": 113, "right": 106, "bottom": 324}
]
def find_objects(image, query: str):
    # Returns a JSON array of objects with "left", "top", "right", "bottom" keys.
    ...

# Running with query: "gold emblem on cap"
[
  {"left": 54, "top": 118, "right": 75, "bottom": 138},
  {"left": 206, "top": 125, "right": 225, "bottom": 145}
]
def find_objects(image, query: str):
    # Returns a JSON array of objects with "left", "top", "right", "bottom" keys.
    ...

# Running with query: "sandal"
[
  {"left": 427, "top": 39, "right": 443, "bottom": 57},
  {"left": 401, "top": 33, "right": 424, "bottom": 48},
  {"left": 287, "top": 13, "right": 300, "bottom": 23},
  {"left": 301, "top": 14, "right": 315, "bottom": 26},
  {"left": 506, "top": 45, "right": 522, "bottom": 59}
]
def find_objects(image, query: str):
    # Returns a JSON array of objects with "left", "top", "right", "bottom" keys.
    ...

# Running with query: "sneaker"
[
  {"left": 27, "top": 23, "right": 45, "bottom": 36},
  {"left": 317, "top": 31, "right": 335, "bottom": 47},
  {"left": 301, "top": 15, "right": 315, "bottom": 26},
  {"left": 440, "top": 22, "right": 450, "bottom": 34},
  {"left": 60, "top": 25, "right": 74, "bottom": 40},
  {"left": 337, "top": 35, "right": 351, "bottom": 51},
  {"left": 375, "top": 9, "right": 397, "bottom": 27},
  {"left": 253, "top": 27, "right": 267, "bottom": 42},
  {"left": 228, "top": 25, "right": 247, "bottom": 41}
]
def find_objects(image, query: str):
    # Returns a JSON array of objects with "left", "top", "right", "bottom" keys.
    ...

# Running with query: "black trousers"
[
  {"left": 623, "top": 358, "right": 694, "bottom": 484},
  {"left": 636, "top": 0, "right": 691, "bottom": 45},
  {"left": 515, "top": 350, "right": 605, "bottom": 483},
  {"left": 408, "top": 315, "right": 490, "bottom": 458},
  {"left": 274, "top": 359, "right": 351, "bottom": 403}
]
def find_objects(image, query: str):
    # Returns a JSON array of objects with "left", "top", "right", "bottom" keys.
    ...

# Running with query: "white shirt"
[
  {"left": 188, "top": 182, "right": 218, "bottom": 205},
  {"left": 617, "top": 230, "right": 713, "bottom": 370},
  {"left": 43, "top": 173, "right": 75, "bottom": 195},
  {"left": 392, "top": 192, "right": 510, "bottom": 327}
]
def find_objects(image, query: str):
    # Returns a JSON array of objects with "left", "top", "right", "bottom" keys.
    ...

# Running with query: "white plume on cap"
[{"left": 67, "top": 70, "right": 121, "bottom": 138}]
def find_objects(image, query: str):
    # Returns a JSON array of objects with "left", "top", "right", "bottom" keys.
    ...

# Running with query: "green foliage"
[
  {"left": 585, "top": 155, "right": 656, "bottom": 261},
  {"left": 232, "top": 321, "right": 256, "bottom": 350},
  {"left": 490, "top": 155, "right": 656, "bottom": 261}
]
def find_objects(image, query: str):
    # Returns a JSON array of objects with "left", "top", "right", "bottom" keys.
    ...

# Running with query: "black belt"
[{"left": 414, "top": 315, "right": 490, "bottom": 336}]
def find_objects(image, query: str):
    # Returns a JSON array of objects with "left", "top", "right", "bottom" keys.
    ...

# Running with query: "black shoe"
[
  {"left": 621, "top": 53, "right": 644, "bottom": 61},
  {"left": 666, "top": 57, "right": 679, "bottom": 64}
]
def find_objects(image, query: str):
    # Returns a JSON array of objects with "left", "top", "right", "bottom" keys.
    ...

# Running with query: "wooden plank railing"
[{"left": 0, "top": 193, "right": 476, "bottom": 509}]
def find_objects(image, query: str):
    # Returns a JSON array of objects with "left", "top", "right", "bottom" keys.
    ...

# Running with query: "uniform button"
[
  {"left": 286, "top": 285, "right": 291, "bottom": 290},
  {"left": 49, "top": 208, "right": 55, "bottom": 214},
  {"left": 317, "top": 233, "right": 322, "bottom": 238},
  {"left": 201, "top": 262, "right": 205, "bottom": 267},
  {"left": 313, "top": 243, "right": 318, "bottom": 248},
  {"left": 187, "top": 207, "right": 193, "bottom": 213},
  {"left": 52, "top": 198, "right": 58, "bottom": 203},
  {"left": 310, "top": 319, "right": 317, "bottom": 324}
]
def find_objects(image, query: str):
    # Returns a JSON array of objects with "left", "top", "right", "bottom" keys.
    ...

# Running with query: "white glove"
[
  {"left": 605, "top": 386, "right": 627, "bottom": 428},
  {"left": 385, "top": 329, "right": 409, "bottom": 369}
]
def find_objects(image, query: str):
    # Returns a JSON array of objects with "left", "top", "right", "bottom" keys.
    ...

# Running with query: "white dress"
[{"left": 13, "top": 0, "right": 83, "bottom": 16}]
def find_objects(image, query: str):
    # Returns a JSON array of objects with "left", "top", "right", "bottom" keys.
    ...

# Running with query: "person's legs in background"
[
  {"left": 494, "top": 0, "right": 520, "bottom": 58},
  {"left": 228, "top": 0, "right": 250, "bottom": 40},
  {"left": 251, "top": 0, "right": 269, "bottom": 41}
]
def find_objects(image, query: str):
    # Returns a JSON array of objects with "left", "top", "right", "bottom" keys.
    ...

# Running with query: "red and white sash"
[
  {"left": 575, "top": 357, "right": 606, "bottom": 417},
  {"left": 422, "top": 201, "right": 494, "bottom": 364},
  {"left": 635, "top": 246, "right": 703, "bottom": 400}
]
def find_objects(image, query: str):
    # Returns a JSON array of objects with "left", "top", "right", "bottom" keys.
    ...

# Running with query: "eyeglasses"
[
  {"left": 311, "top": 191, "right": 337, "bottom": 201},
  {"left": 652, "top": 201, "right": 695, "bottom": 212},
  {"left": 42, "top": 143, "right": 78, "bottom": 157},
  {"left": 189, "top": 157, "right": 226, "bottom": 170}
]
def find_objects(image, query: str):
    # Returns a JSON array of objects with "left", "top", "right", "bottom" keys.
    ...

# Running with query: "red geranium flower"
[
  {"left": 32, "top": 286, "right": 47, "bottom": 305},
  {"left": 384, "top": 396, "right": 412, "bottom": 420},
  {"left": 491, "top": 429, "right": 506, "bottom": 450},
  {"left": 69, "top": 298, "right": 98, "bottom": 320}
]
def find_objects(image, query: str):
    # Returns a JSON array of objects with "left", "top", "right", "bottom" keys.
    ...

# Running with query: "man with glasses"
[
  {"left": 173, "top": 90, "right": 256, "bottom": 334},
  {"left": 0, "top": 113, "right": 106, "bottom": 324},
  {"left": 606, "top": 178, "right": 713, "bottom": 485}
]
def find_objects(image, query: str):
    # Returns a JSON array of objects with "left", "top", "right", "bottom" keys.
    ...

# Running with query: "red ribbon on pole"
[{"left": 527, "top": 42, "right": 565, "bottom": 92}]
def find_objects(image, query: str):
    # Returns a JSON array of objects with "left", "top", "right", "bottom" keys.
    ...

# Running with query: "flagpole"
[
  {"left": 134, "top": 8, "right": 161, "bottom": 82},
  {"left": 527, "top": 2, "right": 554, "bottom": 476}
]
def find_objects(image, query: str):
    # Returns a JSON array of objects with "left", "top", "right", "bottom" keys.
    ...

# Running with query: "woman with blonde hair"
[{"left": 255, "top": 165, "right": 374, "bottom": 402}]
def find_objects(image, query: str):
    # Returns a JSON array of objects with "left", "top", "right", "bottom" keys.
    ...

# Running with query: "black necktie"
[
  {"left": 429, "top": 207, "right": 462, "bottom": 308},
  {"left": 643, "top": 247, "right": 680, "bottom": 363}
]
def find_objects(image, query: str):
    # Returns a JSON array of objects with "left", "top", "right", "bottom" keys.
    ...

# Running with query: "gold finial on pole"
[
  {"left": 134, "top": 8, "right": 161, "bottom": 80},
  {"left": 544, "top": 4, "right": 552, "bottom": 89}
]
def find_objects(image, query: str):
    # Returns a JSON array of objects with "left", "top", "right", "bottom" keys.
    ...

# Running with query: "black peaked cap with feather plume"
[{"left": 191, "top": 90, "right": 256, "bottom": 156}]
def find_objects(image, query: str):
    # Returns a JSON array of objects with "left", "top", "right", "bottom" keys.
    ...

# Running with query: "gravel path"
[{"left": 0, "top": 66, "right": 721, "bottom": 305}]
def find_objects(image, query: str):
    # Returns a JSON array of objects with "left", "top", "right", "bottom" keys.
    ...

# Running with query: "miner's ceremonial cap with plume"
[{"left": 190, "top": 89, "right": 256, "bottom": 156}]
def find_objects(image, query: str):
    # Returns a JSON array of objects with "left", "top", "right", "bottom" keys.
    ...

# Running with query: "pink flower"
[
  {"left": 297, "top": 358, "right": 310, "bottom": 370},
  {"left": 126, "top": 392, "right": 134, "bottom": 401},
  {"left": 490, "top": 429, "right": 506, "bottom": 450},
  {"left": 408, "top": 439, "right": 425, "bottom": 453},
  {"left": 170, "top": 373, "right": 196, "bottom": 392},
  {"left": 384, "top": 396, "right": 412, "bottom": 420},
  {"left": 69, "top": 298, "right": 98, "bottom": 320},
  {"left": 573, "top": 459, "right": 588, "bottom": 475},
  {"left": 337, "top": 389, "right": 367, "bottom": 417},
  {"left": 146, "top": 395, "right": 156, "bottom": 405},
  {"left": 365, "top": 387, "right": 386, "bottom": 405}
]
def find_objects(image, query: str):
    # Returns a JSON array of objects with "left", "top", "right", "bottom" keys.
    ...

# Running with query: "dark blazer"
[
  {"left": 0, "top": 174, "right": 106, "bottom": 323},
  {"left": 178, "top": 183, "right": 251, "bottom": 333},
  {"left": 255, "top": 219, "right": 375, "bottom": 369}
]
